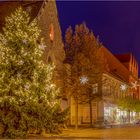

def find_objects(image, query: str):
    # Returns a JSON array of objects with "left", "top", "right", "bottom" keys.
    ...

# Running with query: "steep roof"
[
  {"left": 0, "top": 1, "right": 43, "bottom": 31},
  {"left": 100, "top": 47, "right": 130, "bottom": 82},
  {"left": 114, "top": 53, "right": 131, "bottom": 63}
]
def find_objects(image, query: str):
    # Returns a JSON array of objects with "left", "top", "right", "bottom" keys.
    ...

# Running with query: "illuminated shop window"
[
  {"left": 50, "top": 23, "right": 54, "bottom": 42},
  {"left": 93, "top": 83, "right": 98, "bottom": 94},
  {"left": 103, "top": 85, "right": 110, "bottom": 96}
]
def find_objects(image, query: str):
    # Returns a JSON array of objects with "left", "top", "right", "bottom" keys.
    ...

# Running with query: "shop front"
[{"left": 104, "top": 102, "right": 136, "bottom": 124}]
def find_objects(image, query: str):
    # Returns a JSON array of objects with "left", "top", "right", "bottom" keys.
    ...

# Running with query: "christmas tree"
[{"left": 0, "top": 7, "right": 67, "bottom": 138}]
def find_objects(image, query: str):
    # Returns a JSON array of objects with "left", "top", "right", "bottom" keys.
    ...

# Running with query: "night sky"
[{"left": 56, "top": 1, "right": 140, "bottom": 73}]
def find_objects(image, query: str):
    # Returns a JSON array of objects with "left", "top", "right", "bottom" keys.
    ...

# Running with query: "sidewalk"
[
  {"left": 28, "top": 125, "right": 140, "bottom": 139},
  {"left": 105, "top": 123, "right": 135, "bottom": 128}
]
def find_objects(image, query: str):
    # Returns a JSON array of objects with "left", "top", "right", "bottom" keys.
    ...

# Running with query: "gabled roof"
[
  {"left": 100, "top": 47, "right": 130, "bottom": 82},
  {"left": 0, "top": 1, "right": 43, "bottom": 31}
]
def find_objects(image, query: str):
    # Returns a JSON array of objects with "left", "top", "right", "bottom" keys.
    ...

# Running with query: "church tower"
[{"left": 37, "top": 0, "right": 65, "bottom": 89}]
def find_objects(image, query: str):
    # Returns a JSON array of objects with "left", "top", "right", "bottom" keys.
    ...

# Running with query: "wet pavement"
[{"left": 28, "top": 125, "right": 140, "bottom": 139}]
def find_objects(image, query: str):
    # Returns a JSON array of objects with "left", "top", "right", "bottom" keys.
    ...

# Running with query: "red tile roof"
[
  {"left": 100, "top": 47, "right": 130, "bottom": 82},
  {"left": 114, "top": 53, "right": 131, "bottom": 63}
]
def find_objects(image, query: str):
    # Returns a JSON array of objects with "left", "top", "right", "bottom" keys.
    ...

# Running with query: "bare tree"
[{"left": 64, "top": 23, "right": 106, "bottom": 128}]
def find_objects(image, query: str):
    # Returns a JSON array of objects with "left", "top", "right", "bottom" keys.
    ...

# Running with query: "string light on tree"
[
  {"left": 120, "top": 84, "right": 127, "bottom": 91},
  {"left": 19, "top": 60, "right": 24, "bottom": 65},
  {"left": 3, "top": 39, "right": 7, "bottom": 45},
  {"left": 39, "top": 43, "right": 46, "bottom": 50},
  {"left": 22, "top": 39, "right": 27, "bottom": 45},
  {"left": 131, "top": 81, "right": 139, "bottom": 90},
  {"left": 24, "top": 84, "right": 30, "bottom": 90},
  {"left": 80, "top": 76, "right": 88, "bottom": 84},
  {"left": 0, "top": 7, "right": 67, "bottom": 138},
  {"left": 23, "top": 52, "right": 27, "bottom": 56},
  {"left": 17, "top": 73, "right": 21, "bottom": 78}
]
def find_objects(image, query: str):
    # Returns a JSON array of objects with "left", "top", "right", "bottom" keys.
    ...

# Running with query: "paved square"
[{"left": 39, "top": 125, "right": 140, "bottom": 139}]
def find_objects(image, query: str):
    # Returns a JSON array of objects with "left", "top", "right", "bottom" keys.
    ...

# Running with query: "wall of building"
[
  {"left": 129, "top": 54, "right": 138, "bottom": 80},
  {"left": 70, "top": 97, "right": 98, "bottom": 125},
  {"left": 37, "top": 1, "right": 65, "bottom": 90},
  {"left": 70, "top": 72, "right": 130, "bottom": 125}
]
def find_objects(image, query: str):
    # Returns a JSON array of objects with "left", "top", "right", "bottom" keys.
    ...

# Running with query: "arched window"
[
  {"left": 48, "top": 56, "right": 52, "bottom": 64},
  {"left": 26, "top": 6, "right": 32, "bottom": 13},
  {"left": 50, "top": 23, "right": 54, "bottom": 42}
]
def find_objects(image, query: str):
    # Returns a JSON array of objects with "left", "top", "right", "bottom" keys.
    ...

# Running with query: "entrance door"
[{"left": 82, "top": 105, "right": 90, "bottom": 123}]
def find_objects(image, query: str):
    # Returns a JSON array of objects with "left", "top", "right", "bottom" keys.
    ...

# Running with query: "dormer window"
[{"left": 50, "top": 23, "right": 54, "bottom": 42}]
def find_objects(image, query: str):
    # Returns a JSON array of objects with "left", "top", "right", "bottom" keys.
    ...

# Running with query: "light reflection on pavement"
[{"left": 28, "top": 125, "right": 140, "bottom": 139}]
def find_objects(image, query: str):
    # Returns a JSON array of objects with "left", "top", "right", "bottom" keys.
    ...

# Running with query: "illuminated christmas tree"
[{"left": 0, "top": 7, "right": 67, "bottom": 138}]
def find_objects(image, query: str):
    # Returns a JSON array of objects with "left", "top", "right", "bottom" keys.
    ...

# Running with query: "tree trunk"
[
  {"left": 89, "top": 100, "right": 93, "bottom": 126},
  {"left": 2, "top": 125, "right": 8, "bottom": 137},
  {"left": 128, "top": 110, "right": 130, "bottom": 123},
  {"left": 131, "top": 111, "right": 133, "bottom": 122},
  {"left": 75, "top": 98, "right": 78, "bottom": 129}
]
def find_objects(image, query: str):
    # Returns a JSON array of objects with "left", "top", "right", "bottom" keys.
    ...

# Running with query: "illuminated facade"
[
  {"left": 70, "top": 47, "right": 140, "bottom": 126},
  {"left": 0, "top": 0, "right": 139, "bottom": 126}
]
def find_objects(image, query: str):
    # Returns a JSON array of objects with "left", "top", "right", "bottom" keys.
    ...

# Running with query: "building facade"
[
  {"left": 70, "top": 46, "right": 140, "bottom": 126},
  {"left": 0, "top": 0, "right": 139, "bottom": 126}
]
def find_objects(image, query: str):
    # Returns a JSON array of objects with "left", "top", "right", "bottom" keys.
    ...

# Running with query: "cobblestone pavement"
[{"left": 29, "top": 125, "right": 140, "bottom": 139}]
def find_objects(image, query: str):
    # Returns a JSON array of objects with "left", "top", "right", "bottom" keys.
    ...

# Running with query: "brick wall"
[{"left": 37, "top": 1, "right": 65, "bottom": 90}]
